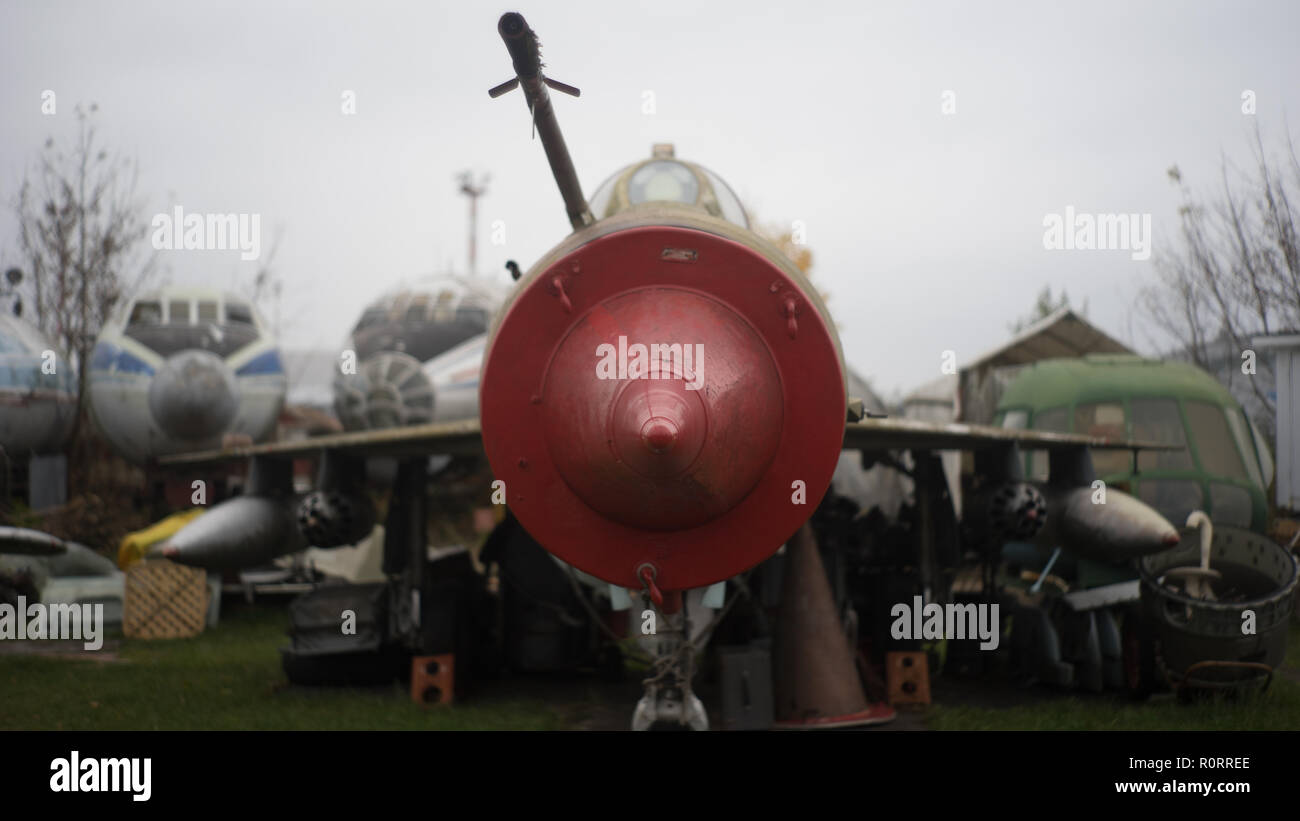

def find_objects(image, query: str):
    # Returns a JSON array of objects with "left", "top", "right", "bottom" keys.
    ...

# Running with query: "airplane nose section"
[
  {"left": 149, "top": 349, "right": 238, "bottom": 440},
  {"left": 539, "top": 289, "right": 785, "bottom": 533}
]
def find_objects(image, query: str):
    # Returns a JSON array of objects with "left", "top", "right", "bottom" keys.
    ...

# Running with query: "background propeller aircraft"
[{"left": 88, "top": 285, "right": 287, "bottom": 462}]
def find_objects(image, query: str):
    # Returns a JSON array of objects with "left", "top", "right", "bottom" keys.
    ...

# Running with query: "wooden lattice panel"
[{"left": 123, "top": 559, "right": 209, "bottom": 639}]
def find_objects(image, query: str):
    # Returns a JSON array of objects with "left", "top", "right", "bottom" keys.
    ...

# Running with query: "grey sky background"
[{"left": 2, "top": 0, "right": 1298, "bottom": 398}]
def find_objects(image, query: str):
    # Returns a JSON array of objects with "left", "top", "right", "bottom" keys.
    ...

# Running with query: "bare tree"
[
  {"left": 1139, "top": 124, "right": 1300, "bottom": 436},
  {"left": 14, "top": 103, "right": 157, "bottom": 452},
  {"left": 247, "top": 223, "right": 284, "bottom": 334}
]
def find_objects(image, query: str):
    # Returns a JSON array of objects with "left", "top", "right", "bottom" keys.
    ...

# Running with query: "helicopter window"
[
  {"left": 1185, "top": 401, "right": 1250, "bottom": 481},
  {"left": 1028, "top": 406, "right": 1069, "bottom": 480},
  {"left": 1132, "top": 399, "right": 1193, "bottom": 471},
  {"left": 405, "top": 303, "right": 428, "bottom": 323},
  {"left": 1224, "top": 407, "right": 1263, "bottom": 488},
  {"left": 197, "top": 300, "right": 219, "bottom": 323},
  {"left": 129, "top": 301, "right": 162, "bottom": 325},
  {"left": 1248, "top": 416, "right": 1274, "bottom": 488},
  {"left": 226, "top": 301, "right": 254, "bottom": 326},
  {"left": 1137, "top": 479, "right": 1203, "bottom": 528},
  {"left": 1209, "top": 483, "right": 1252, "bottom": 528},
  {"left": 701, "top": 167, "right": 750, "bottom": 228},
  {"left": 628, "top": 161, "right": 700, "bottom": 207},
  {"left": 999, "top": 409, "right": 1029, "bottom": 430},
  {"left": 1073, "top": 402, "right": 1132, "bottom": 476},
  {"left": 168, "top": 300, "right": 191, "bottom": 324}
]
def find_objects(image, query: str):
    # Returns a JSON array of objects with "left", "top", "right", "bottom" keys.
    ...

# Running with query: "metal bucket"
[{"left": 1138, "top": 525, "right": 1297, "bottom": 692}]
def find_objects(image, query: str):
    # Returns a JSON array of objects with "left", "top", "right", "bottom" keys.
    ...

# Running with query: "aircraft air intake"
[{"left": 479, "top": 210, "right": 848, "bottom": 592}]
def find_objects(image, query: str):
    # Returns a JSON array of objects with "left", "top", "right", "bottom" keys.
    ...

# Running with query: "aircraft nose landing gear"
[{"left": 632, "top": 604, "right": 709, "bottom": 731}]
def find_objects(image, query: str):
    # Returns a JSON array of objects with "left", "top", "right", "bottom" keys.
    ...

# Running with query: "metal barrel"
[{"left": 497, "top": 12, "right": 593, "bottom": 231}]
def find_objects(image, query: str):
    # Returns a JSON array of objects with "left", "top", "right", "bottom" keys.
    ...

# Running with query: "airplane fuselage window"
[{"left": 168, "top": 300, "right": 191, "bottom": 324}]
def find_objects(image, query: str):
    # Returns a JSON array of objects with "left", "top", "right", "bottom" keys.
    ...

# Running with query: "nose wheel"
[{"left": 631, "top": 607, "right": 709, "bottom": 731}]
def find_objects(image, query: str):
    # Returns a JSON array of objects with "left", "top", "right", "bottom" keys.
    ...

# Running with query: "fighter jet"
[
  {"left": 154, "top": 13, "right": 1178, "bottom": 728},
  {"left": 87, "top": 285, "right": 287, "bottom": 462}
]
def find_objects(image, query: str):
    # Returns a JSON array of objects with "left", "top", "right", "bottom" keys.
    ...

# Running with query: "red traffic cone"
[{"left": 773, "top": 523, "right": 895, "bottom": 729}]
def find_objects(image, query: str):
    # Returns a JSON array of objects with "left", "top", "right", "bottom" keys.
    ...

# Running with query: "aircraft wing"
[
  {"left": 0, "top": 526, "right": 72, "bottom": 556},
  {"left": 158, "top": 415, "right": 1164, "bottom": 468},
  {"left": 157, "top": 418, "right": 484, "bottom": 466},
  {"left": 843, "top": 417, "right": 1166, "bottom": 453}
]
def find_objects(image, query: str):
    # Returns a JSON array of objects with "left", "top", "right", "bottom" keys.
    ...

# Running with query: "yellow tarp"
[{"left": 118, "top": 508, "right": 205, "bottom": 570}]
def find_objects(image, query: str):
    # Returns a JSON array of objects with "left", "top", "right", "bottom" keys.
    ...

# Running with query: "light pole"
[{"left": 457, "top": 171, "right": 489, "bottom": 276}]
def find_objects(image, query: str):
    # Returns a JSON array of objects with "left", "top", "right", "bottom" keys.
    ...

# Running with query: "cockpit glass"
[
  {"left": 589, "top": 158, "right": 749, "bottom": 229},
  {"left": 456, "top": 306, "right": 487, "bottom": 327},
  {"left": 628, "top": 161, "right": 699, "bottom": 206},
  {"left": 129, "top": 301, "right": 162, "bottom": 325},
  {"left": 700, "top": 167, "right": 750, "bottom": 228},
  {"left": 1185, "top": 401, "right": 1250, "bottom": 481},
  {"left": 1132, "top": 398, "right": 1193, "bottom": 471},
  {"left": 122, "top": 293, "right": 261, "bottom": 360},
  {"left": 588, "top": 165, "right": 631, "bottom": 220},
  {"left": 433, "top": 292, "right": 454, "bottom": 322},
  {"left": 356, "top": 307, "right": 386, "bottom": 331},
  {"left": 226, "top": 302, "right": 254, "bottom": 326}
]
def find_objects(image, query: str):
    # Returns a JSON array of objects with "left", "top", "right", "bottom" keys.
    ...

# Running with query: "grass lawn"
[
  {"left": 926, "top": 621, "right": 1300, "bottom": 730},
  {"left": 0, "top": 603, "right": 564, "bottom": 731},
  {"left": 6, "top": 600, "right": 1299, "bottom": 731}
]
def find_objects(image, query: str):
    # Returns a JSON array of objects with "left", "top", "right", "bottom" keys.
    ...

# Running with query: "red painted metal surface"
[{"left": 480, "top": 222, "right": 845, "bottom": 590}]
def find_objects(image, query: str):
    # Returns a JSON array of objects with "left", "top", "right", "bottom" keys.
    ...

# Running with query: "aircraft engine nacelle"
[
  {"left": 296, "top": 489, "right": 376, "bottom": 549},
  {"left": 976, "top": 481, "right": 1047, "bottom": 542},
  {"left": 334, "top": 351, "right": 433, "bottom": 430},
  {"left": 480, "top": 209, "right": 847, "bottom": 591}
]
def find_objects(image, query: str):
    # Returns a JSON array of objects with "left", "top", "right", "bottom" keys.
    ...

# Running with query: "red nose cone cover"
[{"left": 481, "top": 224, "right": 845, "bottom": 590}]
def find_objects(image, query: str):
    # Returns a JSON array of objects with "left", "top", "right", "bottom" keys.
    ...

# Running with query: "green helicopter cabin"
[{"left": 993, "top": 355, "right": 1274, "bottom": 533}]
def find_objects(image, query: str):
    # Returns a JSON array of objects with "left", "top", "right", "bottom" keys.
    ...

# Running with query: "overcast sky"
[{"left": 2, "top": 0, "right": 1298, "bottom": 398}]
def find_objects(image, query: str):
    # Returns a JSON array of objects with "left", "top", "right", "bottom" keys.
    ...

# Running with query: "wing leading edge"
[
  {"left": 843, "top": 417, "right": 1170, "bottom": 454},
  {"left": 158, "top": 416, "right": 1165, "bottom": 468},
  {"left": 157, "top": 418, "right": 484, "bottom": 466}
]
